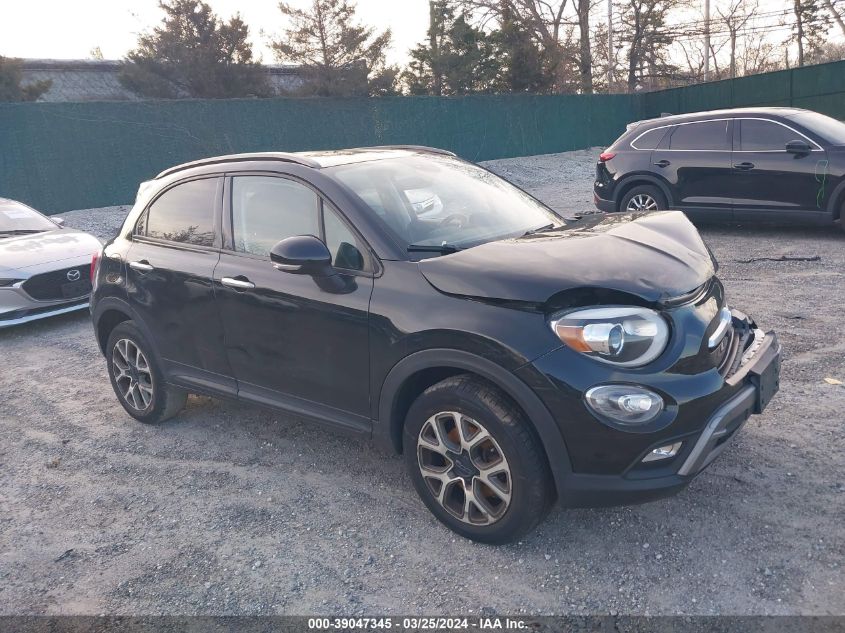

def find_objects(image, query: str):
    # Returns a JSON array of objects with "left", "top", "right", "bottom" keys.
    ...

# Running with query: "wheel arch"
[
  {"left": 375, "top": 349, "right": 572, "bottom": 496},
  {"left": 92, "top": 297, "right": 148, "bottom": 356},
  {"left": 614, "top": 175, "right": 674, "bottom": 211},
  {"left": 827, "top": 178, "right": 845, "bottom": 220}
]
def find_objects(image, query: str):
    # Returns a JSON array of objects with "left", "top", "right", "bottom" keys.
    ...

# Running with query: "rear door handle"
[
  {"left": 734, "top": 162, "right": 755, "bottom": 171},
  {"left": 221, "top": 276, "right": 255, "bottom": 290},
  {"left": 654, "top": 160, "right": 671, "bottom": 168},
  {"left": 129, "top": 260, "right": 154, "bottom": 272}
]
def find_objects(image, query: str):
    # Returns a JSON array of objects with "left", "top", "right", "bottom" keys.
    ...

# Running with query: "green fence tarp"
[{"left": 1, "top": 59, "right": 844, "bottom": 213}]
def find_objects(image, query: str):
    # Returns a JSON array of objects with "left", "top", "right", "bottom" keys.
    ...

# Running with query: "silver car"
[{"left": 0, "top": 198, "right": 101, "bottom": 328}]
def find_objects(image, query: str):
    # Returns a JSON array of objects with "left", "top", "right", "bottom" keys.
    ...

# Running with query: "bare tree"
[
  {"left": 822, "top": 0, "right": 845, "bottom": 37},
  {"left": 460, "top": 0, "right": 595, "bottom": 93},
  {"left": 791, "top": 0, "right": 829, "bottom": 66},
  {"left": 575, "top": 0, "right": 593, "bottom": 92},
  {"left": 716, "top": 0, "right": 756, "bottom": 78},
  {"left": 618, "top": 0, "right": 680, "bottom": 91}
]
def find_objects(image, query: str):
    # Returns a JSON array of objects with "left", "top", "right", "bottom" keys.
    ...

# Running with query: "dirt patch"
[{"left": 2, "top": 150, "right": 843, "bottom": 615}]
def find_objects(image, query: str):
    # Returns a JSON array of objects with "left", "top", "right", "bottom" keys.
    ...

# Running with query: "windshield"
[
  {"left": 787, "top": 111, "right": 845, "bottom": 145},
  {"left": 0, "top": 200, "right": 56, "bottom": 233},
  {"left": 327, "top": 155, "right": 562, "bottom": 252}
]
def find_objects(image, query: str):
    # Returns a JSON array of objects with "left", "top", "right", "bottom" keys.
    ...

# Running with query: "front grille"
[{"left": 22, "top": 265, "right": 91, "bottom": 301}]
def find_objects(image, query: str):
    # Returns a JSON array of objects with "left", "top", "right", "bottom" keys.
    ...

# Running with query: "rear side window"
[
  {"left": 231, "top": 176, "right": 320, "bottom": 256},
  {"left": 739, "top": 119, "right": 801, "bottom": 151},
  {"left": 631, "top": 127, "right": 667, "bottom": 150},
  {"left": 142, "top": 178, "right": 217, "bottom": 247},
  {"left": 668, "top": 120, "right": 730, "bottom": 150}
]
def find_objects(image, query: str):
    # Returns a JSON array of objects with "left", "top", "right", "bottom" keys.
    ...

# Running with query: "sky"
[
  {"left": 0, "top": 0, "right": 431, "bottom": 66},
  {"left": 1, "top": 0, "right": 842, "bottom": 70}
]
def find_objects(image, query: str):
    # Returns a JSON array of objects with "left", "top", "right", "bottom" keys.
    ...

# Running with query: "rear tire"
[
  {"left": 620, "top": 184, "right": 667, "bottom": 213},
  {"left": 403, "top": 374, "right": 553, "bottom": 544},
  {"left": 106, "top": 321, "right": 187, "bottom": 424}
]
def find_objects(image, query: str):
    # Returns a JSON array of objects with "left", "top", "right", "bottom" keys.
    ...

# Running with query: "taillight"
[
  {"left": 91, "top": 250, "right": 101, "bottom": 281},
  {"left": 599, "top": 151, "right": 616, "bottom": 162}
]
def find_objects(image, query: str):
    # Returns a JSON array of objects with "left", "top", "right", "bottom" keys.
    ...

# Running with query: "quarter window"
[
  {"left": 631, "top": 127, "right": 667, "bottom": 150},
  {"left": 143, "top": 178, "right": 217, "bottom": 247},
  {"left": 739, "top": 119, "right": 801, "bottom": 151},
  {"left": 323, "top": 203, "right": 367, "bottom": 271},
  {"left": 668, "top": 120, "right": 730, "bottom": 151}
]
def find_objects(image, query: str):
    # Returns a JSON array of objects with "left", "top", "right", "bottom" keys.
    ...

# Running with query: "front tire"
[
  {"left": 106, "top": 321, "right": 187, "bottom": 424},
  {"left": 403, "top": 375, "right": 553, "bottom": 544},
  {"left": 620, "top": 184, "right": 667, "bottom": 213}
]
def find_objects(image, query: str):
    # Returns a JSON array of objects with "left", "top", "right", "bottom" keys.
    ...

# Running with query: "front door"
[
  {"left": 213, "top": 174, "right": 374, "bottom": 431},
  {"left": 732, "top": 118, "right": 828, "bottom": 220},
  {"left": 650, "top": 118, "right": 734, "bottom": 221}
]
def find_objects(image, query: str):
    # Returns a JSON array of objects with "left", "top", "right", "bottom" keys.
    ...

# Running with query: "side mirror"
[
  {"left": 270, "top": 235, "right": 334, "bottom": 276},
  {"left": 53, "top": 217, "right": 65, "bottom": 226},
  {"left": 786, "top": 140, "right": 811, "bottom": 155}
]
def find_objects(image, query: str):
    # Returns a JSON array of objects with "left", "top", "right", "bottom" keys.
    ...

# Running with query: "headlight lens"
[
  {"left": 0, "top": 278, "right": 22, "bottom": 287},
  {"left": 550, "top": 306, "right": 669, "bottom": 367}
]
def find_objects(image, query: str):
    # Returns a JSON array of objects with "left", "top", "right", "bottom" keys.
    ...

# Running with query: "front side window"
[
  {"left": 668, "top": 120, "right": 730, "bottom": 151},
  {"left": 327, "top": 155, "right": 562, "bottom": 251},
  {"left": 143, "top": 178, "right": 217, "bottom": 246},
  {"left": 739, "top": 119, "right": 805, "bottom": 151},
  {"left": 231, "top": 176, "right": 320, "bottom": 257},
  {"left": 786, "top": 111, "right": 845, "bottom": 144}
]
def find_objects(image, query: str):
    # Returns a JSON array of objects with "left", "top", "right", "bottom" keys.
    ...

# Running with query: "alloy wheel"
[
  {"left": 112, "top": 338, "right": 154, "bottom": 411},
  {"left": 626, "top": 193, "right": 659, "bottom": 211},
  {"left": 416, "top": 411, "right": 512, "bottom": 525}
]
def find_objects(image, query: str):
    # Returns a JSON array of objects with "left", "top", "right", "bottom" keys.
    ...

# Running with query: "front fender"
[{"left": 375, "top": 348, "right": 573, "bottom": 497}]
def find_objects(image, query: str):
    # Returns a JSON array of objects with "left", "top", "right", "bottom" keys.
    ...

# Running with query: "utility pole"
[
  {"left": 607, "top": 0, "right": 614, "bottom": 91},
  {"left": 703, "top": 0, "right": 711, "bottom": 81}
]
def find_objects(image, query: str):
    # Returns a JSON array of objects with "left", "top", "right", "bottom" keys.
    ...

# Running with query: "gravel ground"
[{"left": 1, "top": 149, "right": 843, "bottom": 616}]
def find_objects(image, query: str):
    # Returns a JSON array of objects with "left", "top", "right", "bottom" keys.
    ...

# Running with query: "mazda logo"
[{"left": 66, "top": 269, "right": 81, "bottom": 282}]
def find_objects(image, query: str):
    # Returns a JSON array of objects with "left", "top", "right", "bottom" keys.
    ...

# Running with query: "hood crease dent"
[{"left": 418, "top": 211, "right": 714, "bottom": 305}]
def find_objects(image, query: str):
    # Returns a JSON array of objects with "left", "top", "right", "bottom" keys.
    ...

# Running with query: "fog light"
[
  {"left": 642, "top": 442, "right": 682, "bottom": 463},
  {"left": 585, "top": 385, "right": 664, "bottom": 425}
]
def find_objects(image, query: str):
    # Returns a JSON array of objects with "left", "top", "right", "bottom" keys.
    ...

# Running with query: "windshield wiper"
[
  {"left": 521, "top": 223, "right": 560, "bottom": 237},
  {"left": 0, "top": 229, "right": 45, "bottom": 235},
  {"left": 407, "top": 243, "right": 463, "bottom": 254}
]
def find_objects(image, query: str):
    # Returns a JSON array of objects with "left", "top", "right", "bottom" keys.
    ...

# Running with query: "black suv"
[
  {"left": 594, "top": 107, "right": 845, "bottom": 227},
  {"left": 91, "top": 146, "right": 780, "bottom": 543}
]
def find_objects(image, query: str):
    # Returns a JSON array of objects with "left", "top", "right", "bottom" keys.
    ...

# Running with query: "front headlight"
[
  {"left": 0, "top": 279, "right": 22, "bottom": 288},
  {"left": 549, "top": 306, "right": 670, "bottom": 367}
]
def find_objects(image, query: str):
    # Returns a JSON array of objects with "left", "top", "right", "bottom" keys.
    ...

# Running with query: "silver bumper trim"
[
  {"left": 677, "top": 385, "right": 756, "bottom": 476},
  {"left": 0, "top": 302, "right": 90, "bottom": 328}
]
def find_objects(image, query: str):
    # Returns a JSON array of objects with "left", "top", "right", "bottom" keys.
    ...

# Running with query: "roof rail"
[
  {"left": 364, "top": 145, "right": 457, "bottom": 157},
  {"left": 155, "top": 152, "right": 321, "bottom": 179}
]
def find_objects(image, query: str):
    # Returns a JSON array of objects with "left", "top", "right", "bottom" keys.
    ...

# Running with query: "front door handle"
[
  {"left": 129, "top": 260, "right": 154, "bottom": 272},
  {"left": 734, "top": 162, "right": 755, "bottom": 171},
  {"left": 654, "top": 159, "right": 671, "bottom": 168},
  {"left": 221, "top": 276, "right": 255, "bottom": 290}
]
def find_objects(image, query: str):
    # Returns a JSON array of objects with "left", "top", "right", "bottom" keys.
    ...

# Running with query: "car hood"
[
  {"left": 418, "top": 210, "right": 715, "bottom": 304},
  {"left": 0, "top": 228, "right": 101, "bottom": 273}
]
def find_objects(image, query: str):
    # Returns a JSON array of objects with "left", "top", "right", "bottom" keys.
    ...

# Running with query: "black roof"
[
  {"left": 629, "top": 106, "right": 811, "bottom": 130},
  {"left": 155, "top": 145, "right": 456, "bottom": 180}
]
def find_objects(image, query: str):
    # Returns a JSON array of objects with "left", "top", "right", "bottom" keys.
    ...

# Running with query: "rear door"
[
  {"left": 213, "top": 173, "right": 374, "bottom": 431},
  {"left": 125, "top": 175, "right": 235, "bottom": 394},
  {"left": 732, "top": 118, "right": 827, "bottom": 220},
  {"left": 650, "top": 119, "right": 733, "bottom": 221}
]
